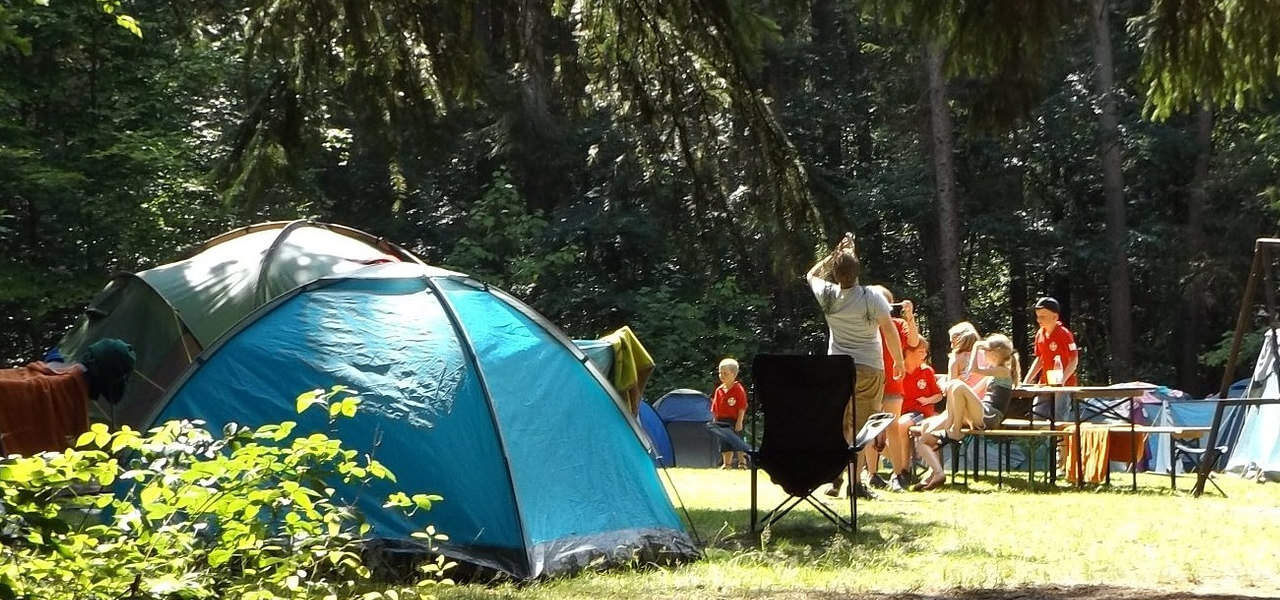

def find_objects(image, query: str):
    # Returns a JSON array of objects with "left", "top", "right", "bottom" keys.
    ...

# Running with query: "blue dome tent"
[
  {"left": 572, "top": 339, "right": 675, "bottom": 468},
  {"left": 638, "top": 401, "right": 676, "bottom": 467},
  {"left": 653, "top": 389, "right": 721, "bottom": 468},
  {"left": 150, "top": 261, "right": 696, "bottom": 578}
]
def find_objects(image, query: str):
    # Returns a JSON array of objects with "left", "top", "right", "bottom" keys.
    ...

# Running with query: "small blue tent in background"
[
  {"left": 152, "top": 261, "right": 696, "bottom": 578},
  {"left": 638, "top": 401, "right": 676, "bottom": 468},
  {"left": 652, "top": 389, "right": 720, "bottom": 468}
]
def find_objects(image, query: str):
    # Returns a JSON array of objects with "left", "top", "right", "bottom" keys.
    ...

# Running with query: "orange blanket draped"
[
  {"left": 1063, "top": 423, "right": 1148, "bottom": 484},
  {"left": 0, "top": 363, "right": 90, "bottom": 455}
]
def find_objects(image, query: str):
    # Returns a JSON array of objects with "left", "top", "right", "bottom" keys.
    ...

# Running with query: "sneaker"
[
  {"left": 867, "top": 473, "right": 889, "bottom": 489},
  {"left": 888, "top": 473, "right": 906, "bottom": 492},
  {"left": 824, "top": 474, "right": 844, "bottom": 497},
  {"left": 851, "top": 483, "right": 877, "bottom": 500}
]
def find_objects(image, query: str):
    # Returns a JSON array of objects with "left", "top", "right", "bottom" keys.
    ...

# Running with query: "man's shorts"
[{"left": 844, "top": 365, "right": 885, "bottom": 444}]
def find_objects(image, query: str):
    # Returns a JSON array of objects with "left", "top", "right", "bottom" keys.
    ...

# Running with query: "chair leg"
[
  {"left": 850, "top": 482, "right": 856, "bottom": 533},
  {"left": 1208, "top": 476, "right": 1227, "bottom": 497},
  {"left": 750, "top": 460, "right": 759, "bottom": 535},
  {"left": 997, "top": 439, "right": 1004, "bottom": 489}
]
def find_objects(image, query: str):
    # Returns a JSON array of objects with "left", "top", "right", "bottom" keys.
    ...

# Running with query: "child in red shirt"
[
  {"left": 901, "top": 340, "right": 943, "bottom": 420},
  {"left": 711, "top": 357, "right": 749, "bottom": 468},
  {"left": 894, "top": 339, "right": 942, "bottom": 489},
  {"left": 1022, "top": 297, "right": 1079, "bottom": 420}
]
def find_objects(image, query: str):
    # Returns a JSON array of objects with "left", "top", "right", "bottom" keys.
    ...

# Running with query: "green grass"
[{"left": 432, "top": 469, "right": 1280, "bottom": 599}]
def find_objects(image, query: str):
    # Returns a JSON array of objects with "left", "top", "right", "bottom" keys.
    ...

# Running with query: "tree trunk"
[
  {"left": 514, "top": 0, "right": 571, "bottom": 214},
  {"left": 804, "top": 0, "right": 854, "bottom": 236},
  {"left": 917, "top": 211, "right": 950, "bottom": 358},
  {"left": 1179, "top": 105, "right": 1213, "bottom": 393},
  {"left": 1010, "top": 243, "right": 1030, "bottom": 358},
  {"left": 925, "top": 41, "right": 965, "bottom": 327},
  {"left": 846, "top": 9, "right": 873, "bottom": 171},
  {"left": 811, "top": 0, "right": 843, "bottom": 169},
  {"left": 1090, "top": 0, "right": 1133, "bottom": 381},
  {"left": 518, "top": 0, "right": 555, "bottom": 138}
]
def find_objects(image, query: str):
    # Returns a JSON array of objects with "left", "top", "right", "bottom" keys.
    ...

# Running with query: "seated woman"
[
  {"left": 912, "top": 333, "right": 1021, "bottom": 491},
  {"left": 947, "top": 321, "right": 989, "bottom": 398}
]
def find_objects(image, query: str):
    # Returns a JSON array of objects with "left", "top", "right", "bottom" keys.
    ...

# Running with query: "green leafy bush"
[{"left": 0, "top": 387, "right": 451, "bottom": 599}]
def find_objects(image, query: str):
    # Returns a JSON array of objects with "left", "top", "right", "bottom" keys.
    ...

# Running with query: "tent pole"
[
  {"left": 659, "top": 466, "right": 702, "bottom": 547},
  {"left": 1218, "top": 242, "right": 1264, "bottom": 398}
]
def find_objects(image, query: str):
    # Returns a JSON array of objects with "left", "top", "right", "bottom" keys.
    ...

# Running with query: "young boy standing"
[
  {"left": 1022, "top": 296, "right": 1079, "bottom": 420},
  {"left": 711, "top": 358, "right": 749, "bottom": 469}
]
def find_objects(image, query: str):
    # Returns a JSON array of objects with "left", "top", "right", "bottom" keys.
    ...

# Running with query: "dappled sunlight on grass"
[{"left": 429, "top": 468, "right": 1280, "bottom": 599}]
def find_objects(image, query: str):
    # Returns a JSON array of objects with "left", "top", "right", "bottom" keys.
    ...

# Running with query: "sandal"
[{"left": 933, "top": 435, "right": 958, "bottom": 450}]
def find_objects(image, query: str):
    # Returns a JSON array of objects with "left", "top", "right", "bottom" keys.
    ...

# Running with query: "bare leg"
[
  {"left": 720, "top": 451, "right": 732, "bottom": 469},
  {"left": 893, "top": 415, "right": 915, "bottom": 478},
  {"left": 860, "top": 446, "right": 877, "bottom": 484},
  {"left": 944, "top": 380, "right": 984, "bottom": 439},
  {"left": 880, "top": 397, "right": 904, "bottom": 477},
  {"left": 916, "top": 435, "right": 945, "bottom": 486}
]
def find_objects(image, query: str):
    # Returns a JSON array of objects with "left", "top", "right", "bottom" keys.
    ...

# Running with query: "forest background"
[{"left": 3, "top": 0, "right": 1278, "bottom": 397}]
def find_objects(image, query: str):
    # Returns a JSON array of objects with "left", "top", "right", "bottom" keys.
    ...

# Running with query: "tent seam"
[
  {"left": 423, "top": 276, "right": 535, "bottom": 578},
  {"left": 138, "top": 277, "right": 341, "bottom": 430}
]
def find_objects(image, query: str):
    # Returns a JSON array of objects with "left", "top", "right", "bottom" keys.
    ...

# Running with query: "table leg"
[
  {"left": 997, "top": 439, "right": 1004, "bottom": 489},
  {"left": 1130, "top": 411, "right": 1138, "bottom": 492},
  {"left": 1073, "top": 395, "right": 1083, "bottom": 489},
  {"left": 1047, "top": 394, "right": 1057, "bottom": 485},
  {"left": 1026, "top": 438, "right": 1036, "bottom": 486},
  {"left": 1169, "top": 433, "right": 1176, "bottom": 491}
]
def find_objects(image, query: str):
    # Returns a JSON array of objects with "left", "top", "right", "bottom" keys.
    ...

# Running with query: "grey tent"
[{"left": 57, "top": 221, "right": 420, "bottom": 427}]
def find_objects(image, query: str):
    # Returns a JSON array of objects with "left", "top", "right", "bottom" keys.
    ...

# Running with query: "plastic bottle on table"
[{"left": 1047, "top": 355, "right": 1064, "bottom": 385}]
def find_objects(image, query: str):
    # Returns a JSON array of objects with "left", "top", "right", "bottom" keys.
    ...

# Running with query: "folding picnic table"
[{"left": 1012, "top": 383, "right": 1155, "bottom": 490}]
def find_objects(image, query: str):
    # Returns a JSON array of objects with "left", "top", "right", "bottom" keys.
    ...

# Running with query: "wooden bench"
[
  {"left": 908, "top": 424, "right": 1069, "bottom": 487},
  {"left": 909, "top": 421, "right": 1212, "bottom": 490},
  {"left": 997, "top": 418, "right": 1058, "bottom": 429}
]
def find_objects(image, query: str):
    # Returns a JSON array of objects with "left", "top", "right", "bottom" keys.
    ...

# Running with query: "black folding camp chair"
[
  {"left": 1175, "top": 441, "right": 1230, "bottom": 496},
  {"left": 712, "top": 354, "right": 891, "bottom": 535}
]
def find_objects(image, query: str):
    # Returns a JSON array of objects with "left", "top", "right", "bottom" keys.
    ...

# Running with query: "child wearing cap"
[{"left": 1022, "top": 297, "right": 1079, "bottom": 420}]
